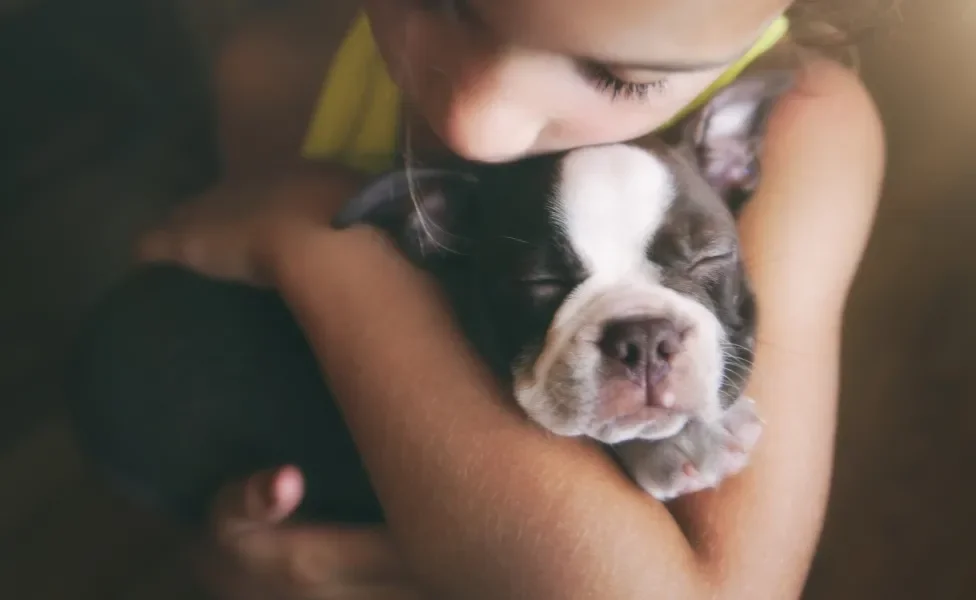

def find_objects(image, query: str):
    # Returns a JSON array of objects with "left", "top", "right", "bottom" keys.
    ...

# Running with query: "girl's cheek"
[
  {"left": 556, "top": 111, "right": 664, "bottom": 148},
  {"left": 542, "top": 90, "right": 672, "bottom": 146}
]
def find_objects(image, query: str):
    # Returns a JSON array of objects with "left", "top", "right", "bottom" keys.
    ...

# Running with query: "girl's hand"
[
  {"left": 198, "top": 466, "right": 421, "bottom": 600},
  {"left": 136, "top": 167, "right": 363, "bottom": 287}
]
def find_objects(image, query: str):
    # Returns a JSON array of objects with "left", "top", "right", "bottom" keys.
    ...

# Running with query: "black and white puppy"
[{"left": 335, "top": 73, "right": 791, "bottom": 500}]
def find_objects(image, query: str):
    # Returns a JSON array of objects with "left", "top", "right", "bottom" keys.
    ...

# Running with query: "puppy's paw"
[{"left": 614, "top": 397, "right": 762, "bottom": 501}]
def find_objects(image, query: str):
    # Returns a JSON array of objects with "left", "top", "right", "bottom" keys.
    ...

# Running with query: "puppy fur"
[{"left": 334, "top": 72, "right": 791, "bottom": 500}]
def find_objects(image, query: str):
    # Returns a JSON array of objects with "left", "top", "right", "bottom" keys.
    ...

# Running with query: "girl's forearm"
[
  {"left": 272, "top": 227, "right": 715, "bottom": 600},
  {"left": 667, "top": 58, "right": 884, "bottom": 599},
  {"left": 668, "top": 329, "right": 841, "bottom": 599}
]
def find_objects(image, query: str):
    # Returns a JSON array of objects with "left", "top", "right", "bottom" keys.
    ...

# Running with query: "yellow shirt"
[{"left": 301, "top": 13, "right": 790, "bottom": 174}]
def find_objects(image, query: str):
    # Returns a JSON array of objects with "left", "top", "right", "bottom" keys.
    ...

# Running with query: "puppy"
[{"left": 335, "top": 72, "right": 791, "bottom": 501}]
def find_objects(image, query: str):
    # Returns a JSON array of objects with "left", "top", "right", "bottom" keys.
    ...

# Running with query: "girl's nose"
[
  {"left": 438, "top": 93, "right": 545, "bottom": 162},
  {"left": 425, "top": 44, "right": 554, "bottom": 162}
]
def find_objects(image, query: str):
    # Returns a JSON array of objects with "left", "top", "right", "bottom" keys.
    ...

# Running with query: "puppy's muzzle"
[{"left": 515, "top": 278, "right": 724, "bottom": 444}]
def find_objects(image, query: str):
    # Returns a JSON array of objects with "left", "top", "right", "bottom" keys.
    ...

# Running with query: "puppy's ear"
[
  {"left": 683, "top": 71, "right": 794, "bottom": 213},
  {"left": 332, "top": 168, "right": 478, "bottom": 264}
]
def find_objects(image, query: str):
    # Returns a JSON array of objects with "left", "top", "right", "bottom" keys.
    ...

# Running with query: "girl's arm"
[
  {"left": 270, "top": 59, "right": 885, "bottom": 600},
  {"left": 666, "top": 58, "right": 884, "bottom": 597}
]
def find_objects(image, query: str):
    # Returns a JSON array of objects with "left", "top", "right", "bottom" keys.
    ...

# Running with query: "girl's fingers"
[
  {"left": 206, "top": 466, "right": 419, "bottom": 598},
  {"left": 276, "top": 524, "right": 408, "bottom": 585},
  {"left": 216, "top": 523, "right": 412, "bottom": 598},
  {"left": 212, "top": 465, "right": 305, "bottom": 539}
]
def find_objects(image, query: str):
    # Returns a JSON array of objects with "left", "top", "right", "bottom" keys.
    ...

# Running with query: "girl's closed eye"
[{"left": 578, "top": 62, "right": 670, "bottom": 102}]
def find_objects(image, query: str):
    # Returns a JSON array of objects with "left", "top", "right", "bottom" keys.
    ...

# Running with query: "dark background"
[{"left": 1, "top": 0, "right": 974, "bottom": 598}]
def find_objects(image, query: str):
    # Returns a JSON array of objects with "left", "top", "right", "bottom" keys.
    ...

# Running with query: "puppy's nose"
[{"left": 598, "top": 318, "right": 682, "bottom": 404}]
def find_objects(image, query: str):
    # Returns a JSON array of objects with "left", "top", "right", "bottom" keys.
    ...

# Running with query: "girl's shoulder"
[
  {"left": 742, "top": 57, "right": 884, "bottom": 320},
  {"left": 768, "top": 57, "right": 884, "bottom": 205},
  {"left": 781, "top": 58, "right": 880, "bottom": 126}
]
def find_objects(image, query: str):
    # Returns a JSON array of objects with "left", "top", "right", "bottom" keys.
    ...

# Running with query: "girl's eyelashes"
[{"left": 579, "top": 62, "right": 670, "bottom": 102}]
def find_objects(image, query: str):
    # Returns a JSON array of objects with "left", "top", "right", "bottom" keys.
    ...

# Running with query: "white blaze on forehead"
[{"left": 553, "top": 145, "right": 675, "bottom": 279}]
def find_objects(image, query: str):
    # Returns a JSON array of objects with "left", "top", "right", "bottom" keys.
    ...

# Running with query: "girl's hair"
[{"left": 786, "top": 0, "right": 903, "bottom": 67}]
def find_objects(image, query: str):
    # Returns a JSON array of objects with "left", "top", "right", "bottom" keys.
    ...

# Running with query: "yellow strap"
[
  {"left": 661, "top": 15, "right": 790, "bottom": 129},
  {"left": 301, "top": 14, "right": 400, "bottom": 173}
]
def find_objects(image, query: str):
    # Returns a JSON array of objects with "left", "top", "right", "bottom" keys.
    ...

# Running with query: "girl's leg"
[{"left": 66, "top": 265, "right": 382, "bottom": 526}]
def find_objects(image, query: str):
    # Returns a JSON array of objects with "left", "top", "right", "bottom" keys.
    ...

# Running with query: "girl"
[{"left": 70, "top": 0, "right": 885, "bottom": 598}]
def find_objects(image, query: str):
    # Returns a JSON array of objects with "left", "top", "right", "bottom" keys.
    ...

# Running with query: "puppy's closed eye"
[
  {"left": 689, "top": 250, "right": 736, "bottom": 275},
  {"left": 520, "top": 277, "right": 575, "bottom": 304}
]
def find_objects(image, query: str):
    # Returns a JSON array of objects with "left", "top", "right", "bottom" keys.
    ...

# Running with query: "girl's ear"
[
  {"left": 682, "top": 71, "right": 794, "bottom": 211},
  {"left": 332, "top": 168, "right": 479, "bottom": 263}
]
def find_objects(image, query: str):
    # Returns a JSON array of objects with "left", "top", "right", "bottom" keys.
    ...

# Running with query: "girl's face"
[{"left": 365, "top": 0, "right": 792, "bottom": 163}]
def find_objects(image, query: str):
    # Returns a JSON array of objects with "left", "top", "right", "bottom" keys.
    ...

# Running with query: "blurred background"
[{"left": 1, "top": 0, "right": 973, "bottom": 598}]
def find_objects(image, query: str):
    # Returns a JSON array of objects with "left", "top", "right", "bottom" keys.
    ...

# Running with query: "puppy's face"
[
  {"left": 465, "top": 143, "right": 753, "bottom": 443},
  {"left": 335, "top": 73, "right": 789, "bottom": 445}
]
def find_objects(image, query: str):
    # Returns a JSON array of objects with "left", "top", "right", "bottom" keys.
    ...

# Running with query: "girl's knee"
[
  {"left": 69, "top": 266, "right": 231, "bottom": 390},
  {"left": 66, "top": 265, "right": 275, "bottom": 523},
  {"left": 67, "top": 264, "right": 284, "bottom": 426}
]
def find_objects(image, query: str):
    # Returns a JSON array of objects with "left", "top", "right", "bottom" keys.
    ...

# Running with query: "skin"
[
  {"left": 137, "top": 0, "right": 885, "bottom": 598},
  {"left": 366, "top": 0, "right": 792, "bottom": 160}
]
